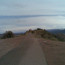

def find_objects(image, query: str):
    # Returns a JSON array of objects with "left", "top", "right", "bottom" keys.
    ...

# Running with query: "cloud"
[
  {"left": 0, "top": 0, "right": 65, "bottom": 33},
  {"left": 0, "top": 14, "right": 65, "bottom": 19},
  {"left": 0, "top": 15, "right": 65, "bottom": 33},
  {"left": 0, "top": 0, "right": 26, "bottom": 10},
  {"left": 0, "top": 25, "right": 38, "bottom": 33},
  {"left": 0, "top": 0, "right": 65, "bottom": 15},
  {"left": 7, "top": 3, "right": 25, "bottom": 9}
]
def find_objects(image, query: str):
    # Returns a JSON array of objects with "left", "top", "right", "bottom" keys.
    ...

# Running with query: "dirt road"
[{"left": 0, "top": 33, "right": 47, "bottom": 65}]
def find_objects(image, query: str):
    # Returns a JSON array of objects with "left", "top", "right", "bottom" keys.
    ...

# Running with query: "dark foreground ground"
[
  {"left": 39, "top": 38, "right": 65, "bottom": 65},
  {"left": 0, "top": 33, "right": 47, "bottom": 65},
  {"left": 0, "top": 33, "right": 65, "bottom": 65}
]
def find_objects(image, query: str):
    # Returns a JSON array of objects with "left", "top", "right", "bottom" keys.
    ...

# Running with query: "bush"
[
  {"left": 37, "top": 28, "right": 43, "bottom": 30},
  {"left": 2, "top": 31, "right": 14, "bottom": 39}
]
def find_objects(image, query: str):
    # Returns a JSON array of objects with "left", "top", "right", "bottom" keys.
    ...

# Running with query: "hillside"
[
  {"left": 26, "top": 28, "right": 65, "bottom": 41},
  {"left": 47, "top": 29, "right": 65, "bottom": 41}
]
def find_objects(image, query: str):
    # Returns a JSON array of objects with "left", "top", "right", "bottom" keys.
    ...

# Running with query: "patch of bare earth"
[
  {"left": 0, "top": 36, "right": 24, "bottom": 58},
  {"left": 0, "top": 34, "right": 33, "bottom": 65},
  {"left": 39, "top": 38, "right": 65, "bottom": 65}
]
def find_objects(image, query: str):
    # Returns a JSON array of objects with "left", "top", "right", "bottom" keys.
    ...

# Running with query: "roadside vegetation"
[
  {"left": 0, "top": 28, "right": 65, "bottom": 41},
  {"left": 2, "top": 31, "right": 15, "bottom": 39},
  {"left": 26, "top": 28, "right": 65, "bottom": 42}
]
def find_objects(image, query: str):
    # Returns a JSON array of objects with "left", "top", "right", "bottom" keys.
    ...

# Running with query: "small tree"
[
  {"left": 37, "top": 28, "right": 42, "bottom": 30},
  {"left": 2, "top": 31, "right": 14, "bottom": 39}
]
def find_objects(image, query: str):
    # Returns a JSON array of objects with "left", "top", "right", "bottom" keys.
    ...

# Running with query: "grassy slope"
[{"left": 39, "top": 38, "right": 65, "bottom": 65}]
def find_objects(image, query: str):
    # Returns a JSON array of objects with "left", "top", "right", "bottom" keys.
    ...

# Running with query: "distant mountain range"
[
  {"left": 0, "top": 32, "right": 25, "bottom": 38},
  {"left": 47, "top": 29, "right": 65, "bottom": 34},
  {"left": 47, "top": 29, "right": 65, "bottom": 41}
]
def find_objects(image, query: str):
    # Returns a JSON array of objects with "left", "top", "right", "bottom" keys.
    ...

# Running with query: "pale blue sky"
[
  {"left": 0, "top": 0, "right": 65, "bottom": 15},
  {"left": 0, "top": 0, "right": 65, "bottom": 33}
]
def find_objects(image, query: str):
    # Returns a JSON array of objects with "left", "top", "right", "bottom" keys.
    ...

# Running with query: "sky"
[{"left": 0, "top": 0, "right": 65, "bottom": 33}]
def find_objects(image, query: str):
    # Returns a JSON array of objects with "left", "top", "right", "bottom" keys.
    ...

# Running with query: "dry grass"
[{"left": 39, "top": 38, "right": 65, "bottom": 65}]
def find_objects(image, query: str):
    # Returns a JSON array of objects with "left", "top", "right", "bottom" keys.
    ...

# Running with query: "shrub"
[
  {"left": 37, "top": 28, "right": 43, "bottom": 30},
  {"left": 2, "top": 31, "right": 14, "bottom": 39}
]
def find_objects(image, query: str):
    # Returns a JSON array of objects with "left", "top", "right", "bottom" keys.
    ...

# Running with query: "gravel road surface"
[{"left": 0, "top": 33, "right": 47, "bottom": 65}]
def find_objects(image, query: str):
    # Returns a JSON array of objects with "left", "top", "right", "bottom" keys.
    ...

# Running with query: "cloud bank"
[{"left": 0, "top": 15, "right": 65, "bottom": 33}]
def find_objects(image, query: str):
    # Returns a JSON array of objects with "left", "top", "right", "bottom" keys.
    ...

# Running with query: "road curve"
[{"left": 0, "top": 33, "right": 47, "bottom": 65}]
